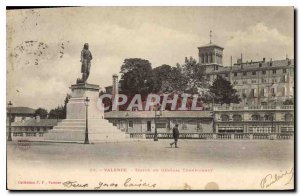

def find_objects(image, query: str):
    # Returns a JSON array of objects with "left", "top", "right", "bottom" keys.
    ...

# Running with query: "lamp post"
[
  {"left": 125, "top": 112, "right": 129, "bottom": 133},
  {"left": 154, "top": 105, "right": 161, "bottom": 141},
  {"left": 271, "top": 113, "right": 274, "bottom": 133},
  {"left": 7, "top": 101, "right": 13, "bottom": 141},
  {"left": 84, "top": 97, "right": 90, "bottom": 144}
]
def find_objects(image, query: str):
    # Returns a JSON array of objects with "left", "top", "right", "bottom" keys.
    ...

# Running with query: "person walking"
[{"left": 170, "top": 124, "right": 180, "bottom": 148}]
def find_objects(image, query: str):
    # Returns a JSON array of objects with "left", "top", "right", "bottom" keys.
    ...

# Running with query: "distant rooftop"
[
  {"left": 9, "top": 107, "right": 35, "bottom": 115},
  {"left": 206, "top": 58, "right": 294, "bottom": 74},
  {"left": 11, "top": 119, "right": 59, "bottom": 127},
  {"left": 105, "top": 111, "right": 213, "bottom": 119},
  {"left": 198, "top": 42, "right": 224, "bottom": 50}
]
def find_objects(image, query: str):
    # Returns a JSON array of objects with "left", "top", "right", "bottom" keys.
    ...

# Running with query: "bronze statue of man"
[{"left": 80, "top": 43, "right": 93, "bottom": 83}]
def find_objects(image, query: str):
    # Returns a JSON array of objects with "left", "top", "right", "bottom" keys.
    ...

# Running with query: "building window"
[
  {"left": 243, "top": 72, "right": 247, "bottom": 76},
  {"left": 283, "top": 69, "right": 286, "bottom": 73},
  {"left": 128, "top": 121, "right": 133, "bottom": 128},
  {"left": 182, "top": 121, "right": 188, "bottom": 130},
  {"left": 270, "top": 62, "right": 273, "bottom": 66},
  {"left": 156, "top": 122, "right": 166, "bottom": 128},
  {"left": 26, "top": 133, "right": 36, "bottom": 137},
  {"left": 220, "top": 115, "right": 229, "bottom": 122},
  {"left": 262, "top": 88, "right": 268, "bottom": 97},
  {"left": 13, "top": 132, "right": 23, "bottom": 137},
  {"left": 242, "top": 80, "right": 247, "bottom": 84},
  {"left": 259, "top": 63, "right": 262, "bottom": 67},
  {"left": 262, "top": 70, "right": 266, "bottom": 75},
  {"left": 234, "top": 72, "right": 237, "bottom": 76},
  {"left": 273, "top": 70, "right": 276, "bottom": 74},
  {"left": 272, "top": 78, "right": 277, "bottom": 83},
  {"left": 271, "top": 88, "right": 276, "bottom": 96},
  {"left": 252, "top": 71, "right": 256, "bottom": 75},
  {"left": 285, "top": 113, "right": 293, "bottom": 121},
  {"left": 233, "top": 81, "right": 238, "bottom": 85},
  {"left": 251, "top": 114, "right": 260, "bottom": 121},
  {"left": 232, "top": 115, "right": 242, "bottom": 122},
  {"left": 250, "top": 89, "right": 255, "bottom": 97},
  {"left": 251, "top": 79, "right": 256, "bottom": 84},
  {"left": 264, "top": 114, "right": 273, "bottom": 121}
]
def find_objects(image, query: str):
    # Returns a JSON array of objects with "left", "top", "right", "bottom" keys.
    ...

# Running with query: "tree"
[
  {"left": 48, "top": 94, "right": 71, "bottom": 119},
  {"left": 209, "top": 75, "right": 241, "bottom": 105},
  {"left": 63, "top": 94, "right": 71, "bottom": 118},
  {"left": 119, "top": 58, "right": 154, "bottom": 98},
  {"left": 34, "top": 108, "right": 48, "bottom": 119},
  {"left": 152, "top": 64, "right": 187, "bottom": 93},
  {"left": 176, "top": 57, "right": 207, "bottom": 93},
  {"left": 48, "top": 106, "right": 65, "bottom": 119}
]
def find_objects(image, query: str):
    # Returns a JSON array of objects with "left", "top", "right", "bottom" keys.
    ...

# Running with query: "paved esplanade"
[{"left": 7, "top": 140, "right": 293, "bottom": 169}]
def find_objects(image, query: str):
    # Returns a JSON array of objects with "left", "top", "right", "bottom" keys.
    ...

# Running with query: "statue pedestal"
[
  {"left": 67, "top": 83, "right": 103, "bottom": 119},
  {"left": 44, "top": 83, "right": 129, "bottom": 143}
]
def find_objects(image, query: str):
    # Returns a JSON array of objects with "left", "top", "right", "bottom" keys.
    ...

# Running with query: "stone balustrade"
[{"left": 127, "top": 132, "right": 293, "bottom": 140}]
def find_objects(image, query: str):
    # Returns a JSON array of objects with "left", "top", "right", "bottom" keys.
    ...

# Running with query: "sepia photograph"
[{"left": 6, "top": 6, "right": 294, "bottom": 190}]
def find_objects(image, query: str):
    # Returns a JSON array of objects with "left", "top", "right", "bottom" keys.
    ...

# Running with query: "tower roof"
[{"left": 198, "top": 42, "right": 224, "bottom": 50}]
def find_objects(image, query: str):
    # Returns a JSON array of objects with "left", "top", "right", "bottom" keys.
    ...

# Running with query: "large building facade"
[
  {"left": 102, "top": 40, "right": 294, "bottom": 140},
  {"left": 198, "top": 42, "right": 294, "bottom": 105},
  {"left": 214, "top": 105, "right": 294, "bottom": 139}
]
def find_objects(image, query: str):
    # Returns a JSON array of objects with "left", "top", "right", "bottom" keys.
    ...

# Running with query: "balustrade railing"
[
  {"left": 214, "top": 105, "right": 293, "bottom": 111},
  {"left": 127, "top": 132, "right": 293, "bottom": 140}
]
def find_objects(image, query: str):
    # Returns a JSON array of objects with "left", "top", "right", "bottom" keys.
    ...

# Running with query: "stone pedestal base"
[
  {"left": 67, "top": 83, "right": 103, "bottom": 119},
  {"left": 44, "top": 83, "right": 129, "bottom": 143}
]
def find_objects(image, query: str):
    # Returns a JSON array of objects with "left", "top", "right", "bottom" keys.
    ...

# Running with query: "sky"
[{"left": 6, "top": 7, "right": 294, "bottom": 110}]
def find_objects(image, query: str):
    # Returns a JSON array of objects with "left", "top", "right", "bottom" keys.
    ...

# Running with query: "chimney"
[
  {"left": 263, "top": 57, "right": 265, "bottom": 62},
  {"left": 112, "top": 74, "right": 119, "bottom": 98},
  {"left": 241, "top": 53, "right": 243, "bottom": 64}
]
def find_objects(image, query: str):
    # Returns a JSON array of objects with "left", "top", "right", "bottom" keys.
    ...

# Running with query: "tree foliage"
[
  {"left": 209, "top": 75, "right": 241, "bottom": 105},
  {"left": 152, "top": 64, "right": 187, "bottom": 93},
  {"left": 178, "top": 57, "right": 207, "bottom": 93},
  {"left": 34, "top": 108, "right": 48, "bottom": 119},
  {"left": 48, "top": 94, "right": 70, "bottom": 119},
  {"left": 48, "top": 106, "right": 65, "bottom": 119},
  {"left": 119, "top": 58, "right": 154, "bottom": 98}
]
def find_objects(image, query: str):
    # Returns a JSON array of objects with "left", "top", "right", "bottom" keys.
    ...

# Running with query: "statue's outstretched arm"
[{"left": 90, "top": 52, "right": 93, "bottom": 60}]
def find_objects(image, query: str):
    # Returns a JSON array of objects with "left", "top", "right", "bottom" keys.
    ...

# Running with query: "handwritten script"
[
  {"left": 260, "top": 167, "right": 294, "bottom": 189},
  {"left": 62, "top": 177, "right": 157, "bottom": 190}
]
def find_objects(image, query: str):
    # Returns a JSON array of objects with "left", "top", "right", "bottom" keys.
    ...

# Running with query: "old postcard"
[{"left": 6, "top": 6, "right": 294, "bottom": 190}]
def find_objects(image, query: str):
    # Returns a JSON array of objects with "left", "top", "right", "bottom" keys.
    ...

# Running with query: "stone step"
[
  {"left": 53, "top": 126, "right": 85, "bottom": 130},
  {"left": 57, "top": 119, "right": 116, "bottom": 128},
  {"left": 57, "top": 122, "right": 86, "bottom": 126},
  {"left": 44, "top": 117, "right": 133, "bottom": 143},
  {"left": 45, "top": 130, "right": 129, "bottom": 143}
]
